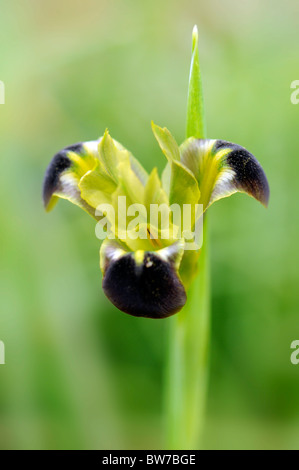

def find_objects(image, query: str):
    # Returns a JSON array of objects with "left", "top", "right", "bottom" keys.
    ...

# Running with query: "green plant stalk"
[{"left": 165, "top": 26, "right": 210, "bottom": 450}]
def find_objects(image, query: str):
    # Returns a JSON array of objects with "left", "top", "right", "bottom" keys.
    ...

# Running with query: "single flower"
[{"left": 43, "top": 121, "right": 269, "bottom": 319}]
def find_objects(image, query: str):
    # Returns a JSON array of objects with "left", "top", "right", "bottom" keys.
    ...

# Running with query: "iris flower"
[
  {"left": 43, "top": 124, "right": 269, "bottom": 319},
  {"left": 42, "top": 26, "right": 271, "bottom": 451}
]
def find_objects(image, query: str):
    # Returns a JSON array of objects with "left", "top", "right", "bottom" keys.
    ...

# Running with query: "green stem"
[{"left": 165, "top": 26, "right": 210, "bottom": 450}]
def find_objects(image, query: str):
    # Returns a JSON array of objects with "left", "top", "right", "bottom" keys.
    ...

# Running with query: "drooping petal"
[
  {"left": 180, "top": 138, "right": 270, "bottom": 210},
  {"left": 100, "top": 239, "right": 186, "bottom": 319},
  {"left": 43, "top": 133, "right": 149, "bottom": 220},
  {"left": 42, "top": 141, "right": 100, "bottom": 216},
  {"left": 212, "top": 140, "right": 270, "bottom": 206}
]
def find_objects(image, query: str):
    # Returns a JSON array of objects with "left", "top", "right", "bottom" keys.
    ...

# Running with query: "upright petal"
[{"left": 152, "top": 122, "right": 201, "bottom": 208}]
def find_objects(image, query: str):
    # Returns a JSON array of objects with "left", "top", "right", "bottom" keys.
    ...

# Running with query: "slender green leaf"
[{"left": 186, "top": 26, "right": 206, "bottom": 139}]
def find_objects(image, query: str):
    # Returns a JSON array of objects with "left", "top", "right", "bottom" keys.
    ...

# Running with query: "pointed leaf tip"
[
  {"left": 187, "top": 25, "right": 205, "bottom": 139},
  {"left": 192, "top": 25, "right": 198, "bottom": 50}
]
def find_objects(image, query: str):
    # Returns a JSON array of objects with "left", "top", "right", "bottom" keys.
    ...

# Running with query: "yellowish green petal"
[
  {"left": 151, "top": 121, "right": 180, "bottom": 161},
  {"left": 79, "top": 161, "right": 116, "bottom": 210},
  {"left": 98, "top": 130, "right": 129, "bottom": 183},
  {"left": 144, "top": 168, "right": 169, "bottom": 209},
  {"left": 169, "top": 160, "right": 200, "bottom": 208},
  {"left": 117, "top": 160, "right": 146, "bottom": 206},
  {"left": 151, "top": 122, "right": 201, "bottom": 209}
]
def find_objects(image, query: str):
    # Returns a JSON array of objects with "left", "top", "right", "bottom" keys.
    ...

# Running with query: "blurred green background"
[{"left": 0, "top": 0, "right": 298, "bottom": 450}]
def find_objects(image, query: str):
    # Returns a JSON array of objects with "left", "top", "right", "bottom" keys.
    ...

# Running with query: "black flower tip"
[
  {"left": 213, "top": 140, "right": 270, "bottom": 207},
  {"left": 101, "top": 242, "right": 187, "bottom": 319},
  {"left": 42, "top": 142, "right": 97, "bottom": 216},
  {"left": 43, "top": 150, "right": 73, "bottom": 209},
  {"left": 180, "top": 137, "right": 270, "bottom": 209}
]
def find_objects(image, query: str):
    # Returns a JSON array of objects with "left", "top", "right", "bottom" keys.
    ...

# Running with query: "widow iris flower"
[{"left": 43, "top": 122, "right": 269, "bottom": 318}]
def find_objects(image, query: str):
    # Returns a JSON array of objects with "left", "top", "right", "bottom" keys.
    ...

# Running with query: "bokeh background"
[{"left": 0, "top": 0, "right": 298, "bottom": 450}]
